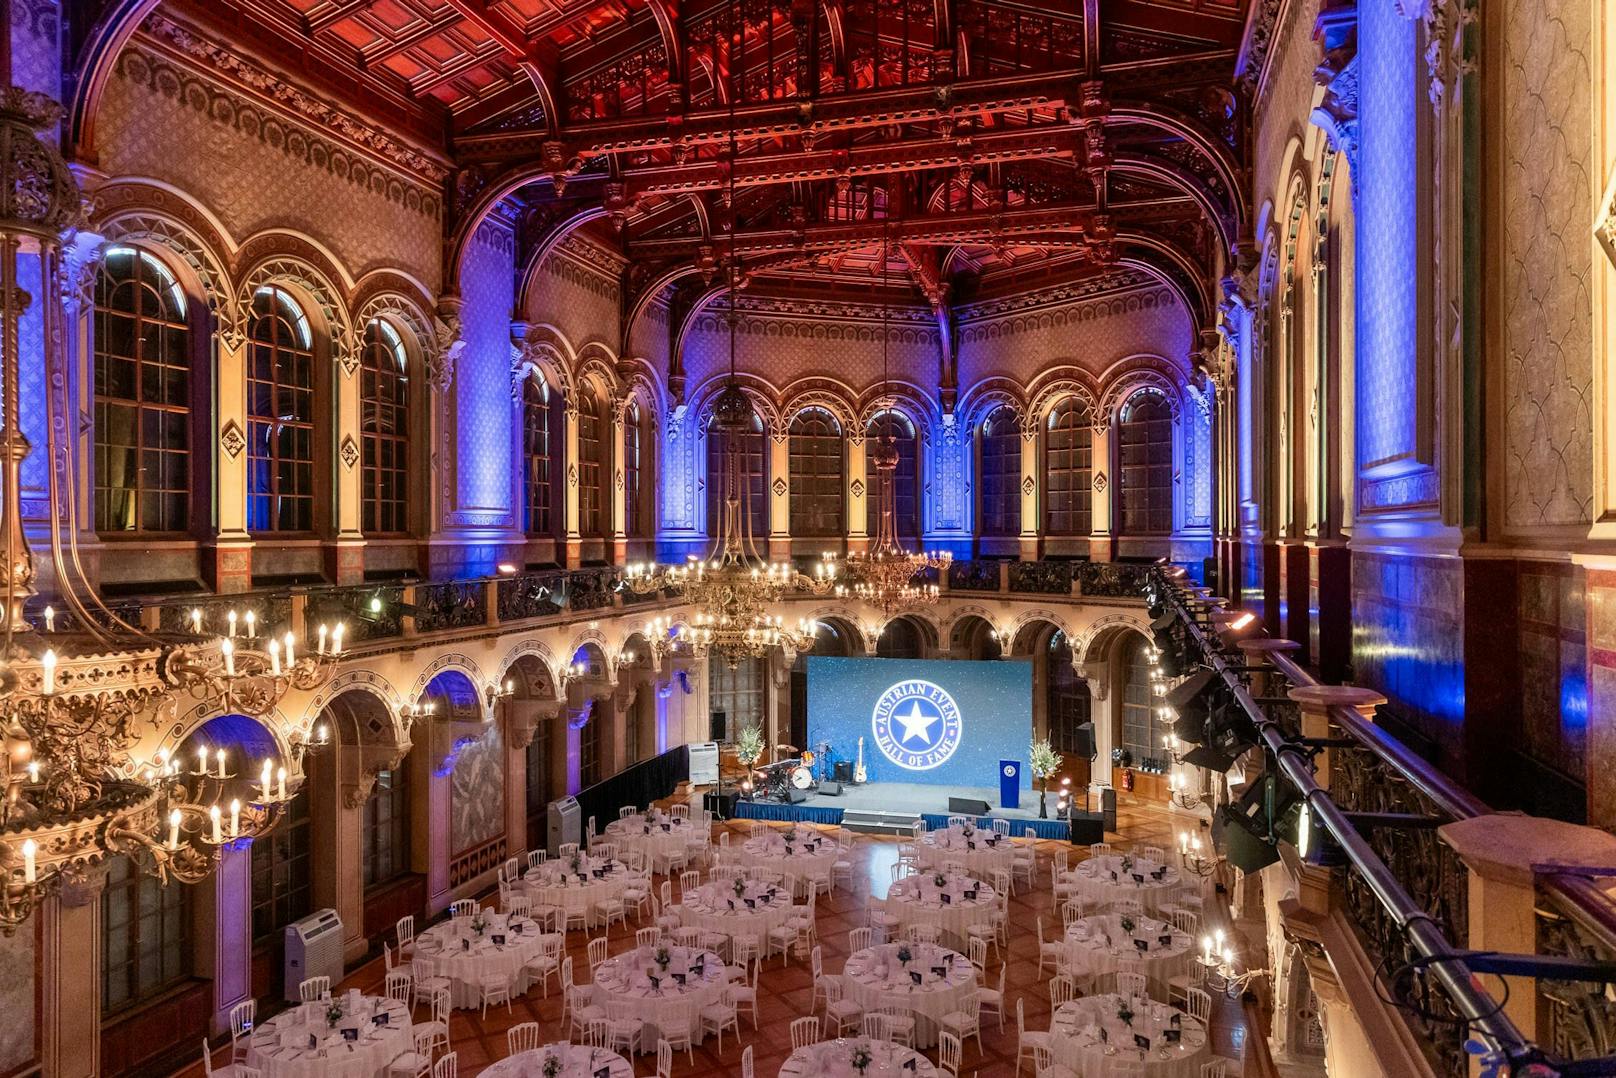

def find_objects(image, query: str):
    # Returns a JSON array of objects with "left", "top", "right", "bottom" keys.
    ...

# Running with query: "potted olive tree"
[
  {"left": 1029, "top": 738, "right": 1063, "bottom": 819},
  {"left": 735, "top": 722, "right": 765, "bottom": 799}
]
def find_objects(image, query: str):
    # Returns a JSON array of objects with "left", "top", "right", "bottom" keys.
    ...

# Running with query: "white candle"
[
  {"left": 40, "top": 650, "right": 56, "bottom": 696},
  {"left": 169, "top": 809, "right": 182, "bottom": 848},
  {"left": 317, "top": 624, "right": 328, "bottom": 656},
  {"left": 261, "top": 759, "right": 273, "bottom": 798},
  {"left": 283, "top": 631, "right": 296, "bottom": 667},
  {"left": 277, "top": 767, "right": 286, "bottom": 802},
  {"left": 229, "top": 799, "right": 241, "bottom": 838},
  {"left": 21, "top": 839, "right": 35, "bottom": 884},
  {"left": 216, "top": 748, "right": 227, "bottom": 778},
  {"left": 26, "top": 761, "right": 38, "bottom": 785},
  {"left": 330, "top": 624, "right": 344, "bottom": 655},
  {"left": 222, "top": 639, "right": 235, "bottom": 677},
  {"left": 268, "top": 639, "right": 281, "bottom": 676},
  {"left": 244, "top": 610, "right": 256, "bottom": 638},
  {"left": 1202, "top": 937, "right": 1213, "bottom": 964},
  {"left": 227, "top": 610, "right": 237, "bottom": 638},
  {"left": 316, "top": 723, "right": 328, "bottom": 745},
  {"left": 190, "top": 608, "right": 203, "bottom": 634},
  {"left": 42, "top": 606, "right": 53, "bottom": 632},
  {"left": 197, "top": 747, "right": 207, "bottom": 774},
  {"left": 209, "top": 805, "right": 221, "bottom": 844}
]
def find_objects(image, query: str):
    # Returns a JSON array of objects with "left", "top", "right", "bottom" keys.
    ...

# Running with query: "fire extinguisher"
[{"left": 1121, "top": 767, "right": 1135, "bottom": 793}]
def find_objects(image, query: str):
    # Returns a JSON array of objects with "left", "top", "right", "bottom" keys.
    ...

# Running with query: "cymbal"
[{"left": 775, "top": 744, "right": 799, "bottom": 753}]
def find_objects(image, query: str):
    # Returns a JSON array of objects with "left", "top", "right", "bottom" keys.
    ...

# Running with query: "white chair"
[
  {"left": 656, "top": 1001, "right": 696, "bottom": 1066},
  {"left": 939, "top": 989, "right": 982, "bottom": 1052},
  {"left": 522, "top": 933, "right": 563, "bottom": 998},
  {"left": 579, "top": 1018, "right": 608, "bottom": 1049},
  {"left": 526, "top": 848, "right": 546, "bottom": 870},
  {"left": 1114, "top": 969, "right": 1148, "bottom": 999},
  {"left": 700, "top": 988, "right": 742, "bottom": 1052},
  {"left": 396, "top": 915, "right": 417, "bottom": 959},
  {"left": 1037, "top": 917, "right": 1064, "bottom": 976},
  {"left": 430, "top": 1054, "right": 457, "bottom": 1078},
  {"left": 506, "top": 1021, "right": 541, "bottom": 1056},
  {"left": 1169, "top": 949, "right": 1207, "bottom": 1007},
  {"left": 822, "top": 976, "right": 863, "bottom": 1036},
  {"left": 386, "top": 1027, "right": 438, "bottom": 1077},
  {"left": 620, "top": 805, "right": 639, "bottom": 819},
  {"left": 1200, "top": 1061, "right": 1229, "bottom": 1078},
  {"left": 1049, "top": 974, "right": 1079, "bottom": 1007},
  {"left": 200, "top": 1040, "right": 259, "bottom": 1078},
  {"left": 637, "top": 925, "right": 662, "bottom": 949},
  {"left": 384, "top": 969, "right": 413, "bottom": 1006},
  {"left": 449, "top": 899, "right": 477, "bottom": 919},
  {"left": 1186, "top": 985, "right": 1213, "bottom": 1023},
  {"left": 848, "top": 926, "right": 875, "bottom": 953},
  {"left": 876, "top": 1003, "right": 916, "bottom": 1048},
  {"left": 740, "top": 1044, "right": 754, "bottom": 1078},
  {"left": 504, "top": 893, "right": 533, "bottom": 919},
  {"left": 559, "top": 842, "right": 579, "bottom": 857},
  {"left": 938, "top": 1031, "right": 963, "bottom": 1078},
  {"left": 1031, "top": 1043, "right": 1079, "bottom": 1078},
  {"left": 654, "top": 1040, "right": 674, "bottom": 1078},
  {"left": 1015, "top": 998, "right": 1050, "bottom": 1078},
  {"left": 604, "top": 1000, "right": 644, "bottom": 1058},
  {"left": 727, "top": 956, "right": 760, "bottom": 1029},
  {"left": 790, "top": 1015, "right": 821, "bottom": 1051},
  {"left": 904, "top": 923, "right": 942, "bottom": 946},
  {"left": 594, "top": 893, "right": 627, "bottom": 930},
  {"left": 414, "top": 989, "right": 451, "bottom": 1060},
  {"left": 979, "top": 963, "right": 1006, "bottom": 1032},
  {"left": 967, "top": 935, "right": 989, "bottom": 975},
  {"left": 411, "top": 956, "right": 451, "bottom": 1011},
  {"left": 298, "top": 976, "right": 331, "bottom": 1002},
  {"left": 228, "top": 998, "right": 255, "bottom": 1061},
  {"left": 860, "top": 1012, "right": 892, "bottom": 1042},
  {"left": 671, "top": 803, "right": 691, "bottom": 820}
]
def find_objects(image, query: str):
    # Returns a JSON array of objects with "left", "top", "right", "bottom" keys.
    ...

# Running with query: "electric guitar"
[{"left": 854, "top": 736, "right": 868, "bottom": 784}]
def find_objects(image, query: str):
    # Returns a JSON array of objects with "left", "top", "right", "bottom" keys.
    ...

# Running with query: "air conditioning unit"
[
  {"left": 284, "top": 908, "right": 345, "bottom": 1003},
  {"left": 547, "top": 796, "right": 580, "bottom": 855}
]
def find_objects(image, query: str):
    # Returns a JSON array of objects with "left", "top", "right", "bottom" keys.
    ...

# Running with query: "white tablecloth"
[
  {"left": 481, "top": 1042, "right": 634, "bottom": 1077},
  {"left": 730, "top": 830, "right": 838, "bottom": 892},
  {"left": 1064, "top": 854, "right": 1184, "bottom": 911},
  {"left": 912, "top": 827, "right": 1016, "bottom": 879},
  {"left": 522, "top": 857, "right": 637, "bottom": 925},
  {"left": 885, "top": 873, "right": 997, "bottom": 946},
  {"left": 677, "top": 879, "right": 795, "bottom": 946},
  {"left": 413, "top": 913, "right": 552, "bottom": 1008},
  {"left": 1063, "top": 913, "right": 1195, "bottom": 988},
  {"left": 841, "top": 942, "right": 976, "bottom": 1050},
  {"left": 778, "top": 1038, "right": 940, "bottom": 1077},
  {"left": 245, "top": 994, "right": 411, "bottom": 1078},
  {"left": 589, "top": 946, "right": 729, "bottom": 1051},
  {"left": 1050, "top": 994, "right": 1210, "bottom": 1078},
  {"left": 605, "top": 815, "right": 700, "bottom": 869}
]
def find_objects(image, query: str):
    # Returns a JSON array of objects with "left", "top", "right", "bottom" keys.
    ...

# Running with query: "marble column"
[
  {"left": 199, "top": 842, "right": 255, "bottom": 1035},
  {"left": 329, "top": 334, "right": 364, "bottom": 584},
  {"left": 1017, "top": 417, "right": 1039, "bottom": 560},
  {"left": 40, "top": 870, "right": 108, "bottom": 1078},
  {"left": 768, "top": 426, "right": 791, "bottom": 559},
  {"left": 1089, "top": 419, "right": 1113, "bottom": 561},
  {"left": 847, "top": 432, "right": 869, "bottom": 554},
  {"left": 211, "top": 328, "right": 254, "bottom": 592}
]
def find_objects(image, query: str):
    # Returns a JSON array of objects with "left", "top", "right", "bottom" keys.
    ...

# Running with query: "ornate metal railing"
[
  {"left": 1075, "top": 561, "right": 1152, "bottom": 597},
  {"left": 563, "top": 568, "right": 615, "bottom": 611},
  {"left": 1538, "top": 879, "right": 1616, "bottom": 1063},
  {"left": 414, "top": 581, "right": 487, "bottom": 633},
  {"left": 307, "top": 584, "right": 404, "bottom": 641},
  {"left": 1008, "top": 560, "right": 1071, "bottom": 594},
  {"left": 497, "top": 573, "right": 566, "bottom": 620},
  {"left": 947, "top": 559, "right": 1002, "bottom": 591}
]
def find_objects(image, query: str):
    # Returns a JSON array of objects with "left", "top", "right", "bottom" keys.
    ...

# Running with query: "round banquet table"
[
  {"left": 778, "top": 1038, "right": 940, "bottom": 1077},
  {"left": 521, "top": 856, "right": 637, "bottom": 928},
  {"left": 411, "top": 912, "right": 551, "bottom": 1008},
  {"left": 588, "top": 945, "right": 729, "bottom": 1051},
  {"left": 885, "top": 872, "right": 997, "bottom": 946},
  {"left": 1050, "top": 993, "right": 1210, "bottom": 1078},
  {"left": 605, "top": 814, "right": 700, "bottom": 871},
  {"left": 912, "top": 826, "right": 1016, "bottom": 879},
  {"left": 1063, "top": 854, "right": 1183, "bottom": 912},
  {"left": 677, "top": 878, "right": 795, "bottom": 947},
  {"left": 1062, "top": 913, "right": 1195, "bottom": 989},
  {"left": 244, "top": 992, "right": 411, "bottom": 1078},
  {"left": 480, "top": 1042, "right": 635, "bottom": 1077},
  {"left": 840, "top": 942, "right": 977, "bottom": 1050},
  {"left": 730, "top": 828, "right": 838, "bottom": 892}
]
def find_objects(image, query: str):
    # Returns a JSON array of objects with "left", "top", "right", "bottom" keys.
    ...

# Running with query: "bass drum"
[{"left": 790, "top": 766, "right": 815, "bottom": 790}]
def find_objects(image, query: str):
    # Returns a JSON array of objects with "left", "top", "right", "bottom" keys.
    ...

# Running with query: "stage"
[{"left": 724, "top": 780, "right": 1084, "bottom": 840}]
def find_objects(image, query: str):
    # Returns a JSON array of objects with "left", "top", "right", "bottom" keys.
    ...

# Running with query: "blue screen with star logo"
[{"left": 805, "top": 657, "right": 1032, "bottom": 789}]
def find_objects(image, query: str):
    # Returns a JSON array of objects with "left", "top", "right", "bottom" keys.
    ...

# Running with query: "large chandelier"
[
  {"left": 839, "top": 209, "right": 949, "bottom": 616},
  {"left": 0, "top": 88, "right": 340, "bottom": 931}
]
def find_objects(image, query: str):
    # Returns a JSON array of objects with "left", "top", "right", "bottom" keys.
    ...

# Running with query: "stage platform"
[{"left": 727, "top": 781, "right": 1082, "bottom": 840}]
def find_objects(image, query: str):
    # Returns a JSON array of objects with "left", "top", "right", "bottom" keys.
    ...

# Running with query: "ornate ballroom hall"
[{"left": 3, "top": 0, "right": 1616, "bottom": 1075}]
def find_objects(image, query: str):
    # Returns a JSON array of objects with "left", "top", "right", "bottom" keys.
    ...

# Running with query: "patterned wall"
[
  {"left": 0, "top": 923, "right": 34, "bottom": 1071},
  {"left": 97, "top": 42, "right": 443, "bottom": 290},
  {"left": 449, "top": 725, "right": 507, "bottom": 854},
  {"left": 1501, "top": 0, "right": 1594, "bottom": 528},
  {"left": 10, "top": 0, "right": 58, "bottom": 99},
  {"left": 1252, "top": 0, "right": 1324, "bottom": 216},
  {"left": 682, "top": 301, "right": 940, "bottom": 393},
  {"left": 453, "top": 216, "right": 518, "bottom": 529},
  {"left": 1518, "top": 563, "right": 1588, "bottom": 779},
  {"left": 526, "top": 235, "right": 624, "bottom": 354}
]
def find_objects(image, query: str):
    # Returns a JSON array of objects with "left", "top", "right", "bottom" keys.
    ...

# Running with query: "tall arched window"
[
  {"left": 625, "top": 403, "right": 647, "bottom": 538},
  {"left": 865, "top": 412, "right": 918, "bottom": 542},
  {"left": 360, "top": 320, "right": 409, "bottom": 535},
  {"left": 522, "top": 376, "right": 556, "bottom": 536},
  {"left": 577, "top": 394, "right": 604, "bottom": 537},
  {"left": 247, "top": 287, "right": 316, "bottom": 533},
  {"left": 1046, "top": 630, "right": 1092, "bottom": 756},
  {"left": 94, "top": 247, "right": 192, "bottom": 535},
  {"left": 1044, "top": 398, "right": 1093, "bottom": 536},
  {"left": 1119, "top": 635, "right": 1168, "bottom": 766},
  {"left": 1118, "top": 390, "right": 1173, "bottom": 535},
  {"left": 789, "top": 409, "right": 844, "bottom": 537},
  {"left": 706, "top": 411, "right": 768, "bottom": 541},
  {"left": 978, "top": 406, "right": 1022, "bottom": 536}
]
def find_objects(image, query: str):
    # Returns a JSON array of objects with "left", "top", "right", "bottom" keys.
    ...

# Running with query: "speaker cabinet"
[
  {"left": 786, "top": 786, "right": 809, "bottom": 803},
  {"left": 948, "top": 796, "right": 992, "bottom": 816},
  {"left": 833, "top": 761, "right": 853, "bottom": 783},
  {"left": 818, "top": 780, "right": 843, "bottom": 796},
  {"left": 1068, "top": 812, "right": 1106, "bottom": 845}
]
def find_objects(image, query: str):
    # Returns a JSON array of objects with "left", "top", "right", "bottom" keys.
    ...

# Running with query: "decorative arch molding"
[
  {"left": 234, "top": 252, "right": 357, "bottom": 369},
  {"left": 940, "top": 604, "right": 1000, "bottom": 643},
  {"left": 1071, "top": 613, "right": 1154, "bottom": 668},
  {"left": 514, "top": 326, "right": 580, "bottom": 403},
  {"left": 156, "top": 702, "right": 298, "bottom": 769},
  {"left": 1026, "top": 367, "right": 1104, "bottom": 425},
  {"left": 352, "top": 288, "right": 439, "bottom": 368},
  {"left": 574, "top": 345, "right": 624, "bottom": 402},
  {"left": 686, "top": 372, "right": 784, "bottom": 433},
  {"left": 407, "top": 653, "right": 488, "bottom": 710},
  {"left": 304, "top": 672, "right": 411, "bottom": 749},
  {"left": 1009, "top": 609, "right": 1072, "bottom": 651},
  {"left": 615, "top": 359, "right": 666, "bottom": 422},
  {"left": 780, "top": 378, "right": 861, "bottom": 433},
  {"left": 957, "top": 379, "right": 1028, "bottom": 429},
  {"left": 91, "top": 187, "right": 238, "bottom": 325},
  {"left": 496, "top": 639, "right": 563, "bottom": 699},
  {"left": 488, "top": 201, "right": 606, "bottom": 304},
  {"left": 856, "top": 381, "right": 943, "bottom": 431},
  {"left": 1098, "top": 355, "right": 1187, "bottom": 419},
  {"left": 879, "top": 610, "right": 942, "bottom": 652},
  {"left": 66, "top": 0, "right": 166, "bottom": 163}
]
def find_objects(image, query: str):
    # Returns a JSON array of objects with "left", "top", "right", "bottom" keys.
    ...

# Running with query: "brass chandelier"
[
  {"left": 0, "top": 88, "right": 341, "bottom": 931},
  {"left": 838, "top": 208, "right": 949, "bottom": 616}
]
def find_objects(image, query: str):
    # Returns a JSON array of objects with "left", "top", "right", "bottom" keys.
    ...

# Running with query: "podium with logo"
[{"left": 999, "top": 760, "right": 1021, "bottom": 809}]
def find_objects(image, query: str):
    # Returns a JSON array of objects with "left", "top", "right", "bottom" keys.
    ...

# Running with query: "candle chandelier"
[
  {"left": 839, "top": 204, "right": 950, "bottom": 616},
  {"left": 620, "top": 36, "right": 830, "bottom": 667},
  {"left": 0, "top": 89, "right": 342, "bottom": 932}
]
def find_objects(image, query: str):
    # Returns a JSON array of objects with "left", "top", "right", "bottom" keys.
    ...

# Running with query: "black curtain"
[{"left": 575, "top": 744, "right": 690, "bottom": 830}]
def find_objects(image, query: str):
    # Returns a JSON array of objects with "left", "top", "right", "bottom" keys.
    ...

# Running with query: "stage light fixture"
[{"left": 1212, "top": 774, "right": 1303, "bottom": 873}]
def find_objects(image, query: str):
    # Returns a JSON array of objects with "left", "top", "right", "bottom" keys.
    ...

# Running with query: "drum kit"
[{"left": 753, "top": 742, "right": 837, "bottom": 800}]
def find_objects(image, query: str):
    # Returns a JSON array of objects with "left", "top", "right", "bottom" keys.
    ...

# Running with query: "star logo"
[{"left": 871, "top": 679, "right": 963, "bottom": 773}]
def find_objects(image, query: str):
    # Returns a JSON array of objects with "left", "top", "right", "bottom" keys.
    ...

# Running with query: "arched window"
[
  {"left": 1046, "top": 630, "right": 1092, "bottom": 756},
  {"left": 1044, "top": 398, "right": 1093, "bottom": 536},
  {"left": 577, "top": 394, "right": 604, "bottom": 537},
  {"left": 865, "top": 412, "right": 918, "bottom": 542},
  {"left": 522, "top": 376, "right": 556, "bottom": 536},
  {"left": 247, "top": 286, "right": 316, "bottom": 533},
  {"left": 789, "top": 409, "right": 844, "bottom": 537},
  {"left": 708, "top": 656, "right": 765, "bottom": 742},
  {"left": 624, "top": 403, "right": 648, "bottom": 538},
  {"left": 877, "top": 617, "right": 923, "bottom": 658},
  {"left": 360, "top": 320, "right": 409, "bottom": 535},
  {"left": 1119, "top": 634, "right": 1168, "bottom": 768},
  {"left": 362, "top": 766, "right": 410, "bottom": 889},
  {"left": 94, "top": 247, "right": 191, "bottom": 535},
  {"left": 1118, "top": 391, "right": 1173, "bottom": 535},
  {"left": 978, "top": 406, "right": 1022, "bottom": 536},
  {"left": 706, "top": 410, "right": 768, "bottom": 541}
]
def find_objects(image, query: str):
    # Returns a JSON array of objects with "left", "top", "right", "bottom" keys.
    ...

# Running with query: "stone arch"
[
  {"left": 497, "top": 639, "right": 562, "bottom": 697},
  {"left": 878, "top": 611, "right": 941, "bottom": 657},
  {"left": 1010, "top": 610, "right": 1071, "bottom": 656},
  {"left": 780, "top": 379, "right": 860, "bottom": 432},
  {"left": 957, "top": 378, "right": 1028, "bottom": 429},
  {"left": 1072, "top": 613, "right": 1154, "bottom": 669},
  {"left": 857, "top": 381, "right": 942, "bottom": 433},
  {"left": 407, "top": 653, "right": 488, "bottom": 712},
  {"left": 1026, "top": 367, "right": 1104, "bottom": 425},
  {"left": 157, "top": 702, "right": 299, "bottom": 772},
  {"left": 1098, "top": 355, "right": 1185, "bottom": 420},
  {"left": 687, "top": 372, "right": 784, "bottom": 433},
  {"left": 304, "top": 670, "right": 410, "bottom": 747},
  {"left": 234, "top": 252, "right": 357, "bottom": 372},
  {"left": 92, "top": 188, "right": 238, "bottom": 327}
]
